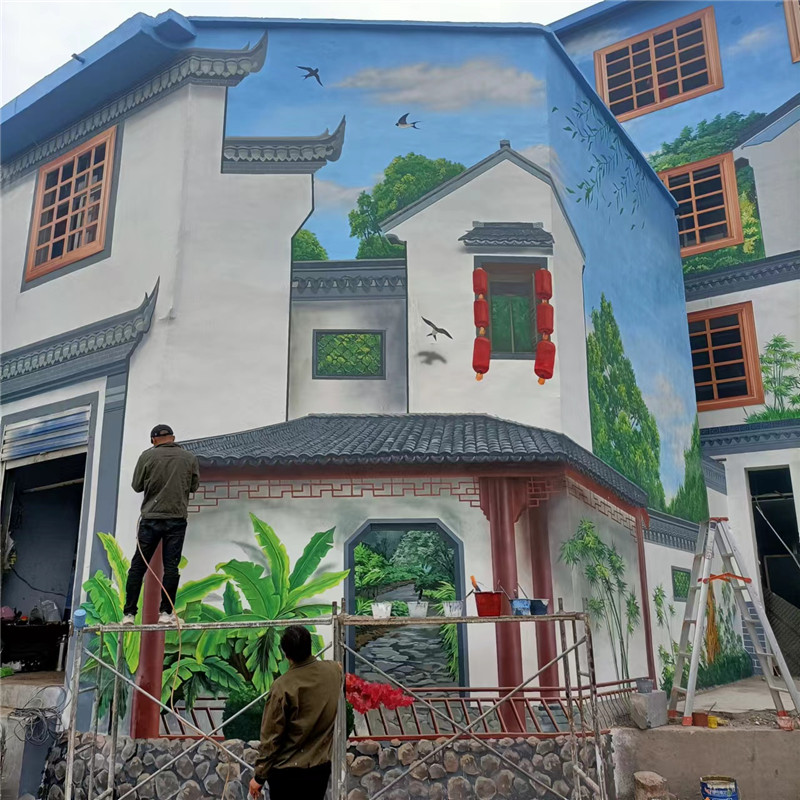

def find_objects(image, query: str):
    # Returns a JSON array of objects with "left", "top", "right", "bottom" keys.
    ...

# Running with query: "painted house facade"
[{"left": 3, "top": 5, "right": 790, "bottom": 781}]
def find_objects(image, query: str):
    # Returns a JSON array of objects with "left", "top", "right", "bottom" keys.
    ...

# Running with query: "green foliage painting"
[
  {"left": 647, "top": 112, "right": 766, "bottom": 275},
  {"left": 315, "top": 332, "right": 383, "bottom": 378},
  {"left": 291, "top": 229, "right": 328, "bottom": 261},
  {"left": 348, "top": 152, "right": 464, "bottom": 258},
  {"left": 746, "top": 334, "right": 800, "bottom": 423},
  {"left": 666, "top": 420, "right": 708, "bottom": 523}
]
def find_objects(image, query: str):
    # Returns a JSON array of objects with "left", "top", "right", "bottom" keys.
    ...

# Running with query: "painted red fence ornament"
[
  {"left": 473, "top": 268, "right": 491, "bottom": 380},
  {"left": 534, "top": 269, "right": 555, "bottom": 384}
]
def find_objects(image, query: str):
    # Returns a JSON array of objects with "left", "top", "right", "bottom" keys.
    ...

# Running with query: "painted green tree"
[
  {"left": 586, "top": 295, "right": 666, "bottom": 510},
  {"left": 348, "top": 153, "right": 465, "bottom": 258},
  {"left": 746, "top": 334, "right": 800, "bottom": 423},
  {"left": 647, "top": 112, "right": 766, "bottom": 275},
  {"left": 667, "top": 419, "right": 708, "bottom": 523},
  {"left": 292, "top": 229, "right": 328, "bottom": 261}
]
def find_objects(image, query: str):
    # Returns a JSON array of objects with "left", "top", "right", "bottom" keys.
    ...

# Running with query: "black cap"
[{"left": 150, "top": 424, "right": 174, "bottom": 439}]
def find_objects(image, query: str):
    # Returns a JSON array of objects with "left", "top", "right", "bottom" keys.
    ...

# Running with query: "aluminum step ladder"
[{"left": 668, "top": 517, "right": 800, "bottom": 725}]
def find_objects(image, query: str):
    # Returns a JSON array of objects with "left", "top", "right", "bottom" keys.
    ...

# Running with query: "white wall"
[
  {"left": 688, "top": 279, "right": 800, "bottom": 428},
  {"left": 392, "top": 158, "right": 590, "bottom": 447},
  {"left": 288, "top": 298, "right": 407, "bottom": 418}
]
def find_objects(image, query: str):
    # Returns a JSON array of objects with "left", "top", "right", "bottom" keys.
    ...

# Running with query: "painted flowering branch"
[{"left": 345, "top": 673, "right": 415, "bottom": 715}]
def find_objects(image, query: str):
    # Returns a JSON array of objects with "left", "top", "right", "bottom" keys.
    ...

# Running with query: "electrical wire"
[
  {"left": 753, "top": 499, "right": 800, "bottom": 576},
  {"left": 8, "top": 684, "right": 68, "bottom": 745},
  {"left": 10, "top": 566, "right": 68, "bottom": 598}
]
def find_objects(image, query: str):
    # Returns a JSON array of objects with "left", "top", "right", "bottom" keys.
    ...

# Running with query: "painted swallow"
[
  {"left": 396, "top": 113, "right": 420, "bottom": 129},
  {"left": 297, "top": 66, "right": 323, "bottom": 86},
  {"left": 422, "top": 317, "right": 453, "bottom": 341}
]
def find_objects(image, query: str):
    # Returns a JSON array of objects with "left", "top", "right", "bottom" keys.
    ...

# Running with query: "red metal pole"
[
  {"left": 131, "top": 543, "right": 165, "bottom": 738},
  {"left": 528, "top": 506, "right": 559, "bottom": 693},
  {"left": 635, "top": 511, "right": 657, "bottom": 682}
]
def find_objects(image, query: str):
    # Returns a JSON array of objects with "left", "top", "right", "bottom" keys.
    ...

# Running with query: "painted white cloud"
[
  {"left": 335, "top": 59, "right": 544, "bottom": 111},
  {"left": 725, "top": 25, "right": 780, "bottom": 57},
  {"left": 314, "top": 179, "right": 367, "bottom": 211},
  {"left": 519, "top": 144, "right": 551, "bottom": 169},
  {"left": 563, "top": 27, "right": 628, "bottom": 62}
]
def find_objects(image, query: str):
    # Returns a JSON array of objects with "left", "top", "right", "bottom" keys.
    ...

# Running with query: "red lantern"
[
  {"left": 535, "top": 269, "right": 552, "bottom": 301},
  {"left": 535, "top": 339, "right": 556, "bottom": 384},
  {"left": 473, "top": 336, "right": 491, "bottom": 380},
  {"left": 537, "top": 302, "right": 554, "bottom": 335},
  {"left": 473, "top": 268, "right": 488, "bottom": 296},
  {"left": 474, "top": 298, "right": 489, "bottom": 330}
]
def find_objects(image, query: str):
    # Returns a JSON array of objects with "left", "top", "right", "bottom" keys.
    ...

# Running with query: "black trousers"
[
  {"left": 266, "top": 763, "right": 331, "bottom": 800},
  {"left": 123, "top": 518, "right": 186, "bottom": 615}
]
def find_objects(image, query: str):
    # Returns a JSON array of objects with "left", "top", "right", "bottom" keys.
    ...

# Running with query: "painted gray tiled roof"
[
  {"left": 459, "top": 222, "right": 554, "bottom": 249},
  {"left": 292, "top": 258, "right": 406, "bottom": 299},
  {"left": 184, "top": 413, "right": 647, "bottom": 506},
  {"left": 683, "top": 250, "right": 800, "bottom": 300}
]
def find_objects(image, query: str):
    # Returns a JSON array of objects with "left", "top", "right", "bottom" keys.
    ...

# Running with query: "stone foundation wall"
[{"left": 40, "top": 733, "right": 613, "bottom": 800}]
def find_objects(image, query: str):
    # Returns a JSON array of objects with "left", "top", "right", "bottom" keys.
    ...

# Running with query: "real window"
[
  {"left": 658, "top": 153, "right": 743, "bottom": 257},
  {"left": 687, "top": 302, "right": 764, "bottom": 411},
  {"left": 485, "top": 266, "right": 538, "bottom": 357},
  {"left": 594, "top": 7, "right": 722, "bottom": 121},
  {"left": 313, "top": 330, "right": 385, "bottom": 379},
  {"left": 671, "top": 567, "right": 691, "bottom": 602},
  {"left": 26, "top": 128, "right": 117, "bottom": 282},
  {"left": 785, "top": 0, "right": 800, "bottom": 62}
]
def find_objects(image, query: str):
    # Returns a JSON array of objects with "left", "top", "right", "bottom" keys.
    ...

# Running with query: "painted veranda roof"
[
  {"left": 459, "top": 222, "right": 554, "bottom": 249},
  {"left": 183, "top": 413, "right": 648, "bottom": 507}
]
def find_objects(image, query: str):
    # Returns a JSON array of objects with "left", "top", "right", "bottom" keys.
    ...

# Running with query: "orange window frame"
[
  {"left": 594, "top": 6, "right": 723, "bottom": 122},
  {"left": 658, "top": 153, "right": 743, "bottom": 258},
  {"left": 25, "top": 127, "right": 117, "bottom": 282},
  {"left": 785, "top": 0, "right": 800, "bottom": 62},
  {"left": 687, "top": 302, "right": 764, "bottom": 412}
]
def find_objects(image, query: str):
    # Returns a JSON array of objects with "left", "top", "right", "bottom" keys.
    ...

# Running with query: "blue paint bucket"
[
  {"left": 511, "top": 598, "right": 532, "bottom": 616},
  {"left": 701, "top": 777, "right": 738, "bottom": 799},
  {"left": 531, "top": 599, "right": 549, "bottom": 615}
]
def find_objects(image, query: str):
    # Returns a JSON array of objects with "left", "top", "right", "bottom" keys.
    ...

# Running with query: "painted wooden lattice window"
[
  {"left": 314, "top": 331, "right": 385, "bottom": 379},
  {"left": 671, "top": 567, "right": 691, "bottom": 601},
  {"left": 26, "top": 128, "right": 117, "bottom": 281},
  {"left": 658, "top": 153, "right": 743, "bottom": 257},
  {"left": 485, "top": 266, "right": 538, "bottom": 357},
  {"left": 687, "top": 302, "right": 764, "bottom": 411},
  {"left": 594, "top": 7, "right": 722, "bottom": 121},
  {"left": 785, "top": 0, "right": 800, "bottom": 62}
]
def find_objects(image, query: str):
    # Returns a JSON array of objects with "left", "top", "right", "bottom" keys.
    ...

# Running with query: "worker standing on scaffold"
[{"left": 121, "top": 424, "right": 199, "bottom": 626}]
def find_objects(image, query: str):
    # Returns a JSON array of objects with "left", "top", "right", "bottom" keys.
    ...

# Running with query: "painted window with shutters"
[
  {"left": 687, "top": 302, "right": 764, "bottom": 411},
  {"left": 786, "top": 0, "right": 800, "bottom": 62},
  {"left": 25, "top": 128, "right": 117, "bottom": 282},
  {"left": 486, "top": 268, "right": 537, "bottom": 357},
  {"left": 593, "top": 7, "right": 723, "bottom": 122}
]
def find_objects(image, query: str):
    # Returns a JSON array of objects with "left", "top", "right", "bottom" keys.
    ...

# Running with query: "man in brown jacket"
[{"left": 249, "top": 626, "right": 342, "bottom": 800}]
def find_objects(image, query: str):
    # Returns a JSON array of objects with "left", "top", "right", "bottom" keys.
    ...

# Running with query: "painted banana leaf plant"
[{"left": 193, "top": 513, "right": 349, "bottom": 694}]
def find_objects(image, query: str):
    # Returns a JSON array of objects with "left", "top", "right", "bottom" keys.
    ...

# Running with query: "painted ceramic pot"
[
  {"left": 370, "top": 601, "right": 392, "bottom": 619},
  {"left": 407, "top": 601, "right": 429, "bottom": 618},
  {"left": 442, "top": 601, "right": 463, "bottom": 617}
]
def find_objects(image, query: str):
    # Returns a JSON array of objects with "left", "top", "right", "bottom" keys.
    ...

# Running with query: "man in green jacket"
[
  {"left": 122, "top": 424, "right": 199, "bottom": 625},
  {"left": 249, "top": 626, "right": 342, "bottom": 800}
]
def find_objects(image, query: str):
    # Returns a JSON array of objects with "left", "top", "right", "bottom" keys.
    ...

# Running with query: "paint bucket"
[
  {"left": 442, "top": 601, "right": 463, "bottom": 618},
  {"left": 531, "top": 599, "right": 549, "bottom": 616},
  {"left": 407, "top": 601, "right": 429, "bottom": 618},
  {"left": 700, "top": 777, "right": 739, "bottom": 799},
  {"left": 371, "top": 602, "right": 392, "bottom": 619},
  {"left": 510, "top": 598, "right": 532, "bottom": 616},
  {"left": 692, "top": 711, "right": 709, "bottom": 727},
  {"left": 636, "top": 678, "right": 654, "bottom": 694},
  {"left": 475, "top": 591, "right": 503, "bottom": 617}
]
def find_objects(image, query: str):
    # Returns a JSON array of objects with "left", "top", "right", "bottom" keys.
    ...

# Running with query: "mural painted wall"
[{"left": 223, "top": 22, "right": 707, "bottom": 520}]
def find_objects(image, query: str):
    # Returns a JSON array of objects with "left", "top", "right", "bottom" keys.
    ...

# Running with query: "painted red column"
[
  {"left": 131, "top": 543, "right": 165, "bottom": 738},
  {"left": 479, "top": 477, "right": 528, "bottom": 732},
  {"left": 635, "top": 511, "right": 657, "bottom": 682},
  {"left": 528, "top": 506, "right": 559, "bottom": 693}
]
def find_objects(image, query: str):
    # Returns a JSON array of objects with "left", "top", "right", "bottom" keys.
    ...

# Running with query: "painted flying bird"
[
  {"left": 396, "top": 113, "right": 420, "bottom": 129},
  {"left": 297, "top": 66, "right": 323, "bottom": 86},
  {"left": 421, "top": 317, "right": 453, "bottom": 341}
]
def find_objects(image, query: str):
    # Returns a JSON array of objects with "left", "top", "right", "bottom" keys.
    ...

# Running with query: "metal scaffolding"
[{"left": 64, "top": 609, "right": 610, "bottom": 800}]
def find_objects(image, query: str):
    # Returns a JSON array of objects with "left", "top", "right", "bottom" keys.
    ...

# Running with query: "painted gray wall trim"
[
  {"left": 684, "top": 250, "right": 800, "bottom": 300},
  {"left": 701, "top": 420, "right": 800, "bottom": 456},
  {"left": 644, "top": 509, "right": 699, "bottom": 553},
  {"left": 1, "top": 37, "right": 268, "bottom": 187},
  {"left": 701, "top": 455, "right": 727, "bottom": 495},
  {"left": 0, "top": 282, "right": 158, "bottom": 403},
  {"left": 222, "top": 116, "right": 346, "bottom": 174},
  {"left": 380, "top": 142, "right": 586, "bottom": 259},
  {"left": 292, "top": 259, "right": 406, "bottom": 299}
]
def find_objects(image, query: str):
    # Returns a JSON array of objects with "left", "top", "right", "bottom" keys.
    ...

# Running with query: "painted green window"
[
  {"left": 671, "top": 567, "right": 691, "bottom": 601},
  {"left": 489, "top": 280, "right": 535, "bottom": 355},
  {"left": 314, "top": 330, "right": 385, "bottom": 379}
]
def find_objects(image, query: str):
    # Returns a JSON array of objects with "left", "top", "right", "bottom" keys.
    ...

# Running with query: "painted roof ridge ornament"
[{"left": 459, "top": 221, "right": 554, "bottom": 249}]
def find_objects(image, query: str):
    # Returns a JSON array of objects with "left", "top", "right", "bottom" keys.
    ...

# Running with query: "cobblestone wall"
[{"left": 40, "top": 733, "right": 613, "bottom": 800}]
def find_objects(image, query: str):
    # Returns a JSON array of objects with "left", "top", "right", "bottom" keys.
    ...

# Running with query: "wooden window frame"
[
  {"left": 25, "top": 127, "right": 117, "bottom": 282},
  {"left": 687, "top": 301, "right": 764, "bottom": 412},
  {"left": 785, "top": 0, "right": 800, "bottom": 62},
  {"left": 658, "top": 152, "right": 743, "bottom": 257},
  {"left": 594, "top": 6, "right": 723, "bottom": 122},
  {"left": 481, "top": 263, "right": 540, "bottom": 360}
]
